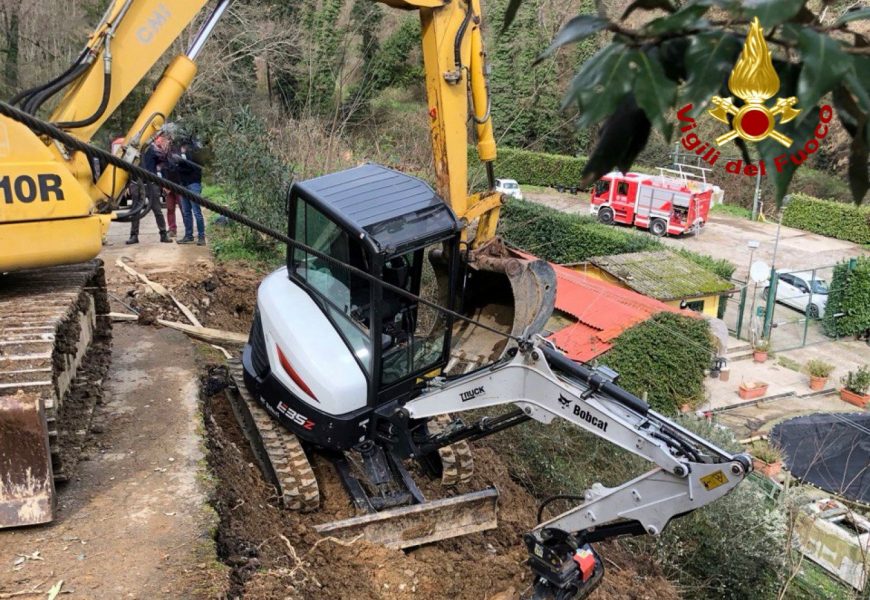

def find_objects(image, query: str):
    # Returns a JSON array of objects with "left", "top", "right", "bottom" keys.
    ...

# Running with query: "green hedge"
[
  {"left": 781, "top": 193, "right": 870, "bottom": 244},
  {"left": 499, "top": 200, "right": 737, "bottom": 284},
  {"left": 499, "top": 199, "right": 662, "bottom": 263},
  {"left": 598, "top": 313, "right": 714, "bottom": 414},
  {"left": 469, "top": 146, "right": 587, "bottom": 188},
  {"left": 823, "top": 257, "right": 870, "bottom": 337}
]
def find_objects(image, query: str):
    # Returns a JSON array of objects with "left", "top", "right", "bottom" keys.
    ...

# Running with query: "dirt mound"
[
  {"left": 202, "top": 376, "right": 679, "bottom": 600},
  {"left": 111, "top": 261, "right": 263, "bottom": 333}
]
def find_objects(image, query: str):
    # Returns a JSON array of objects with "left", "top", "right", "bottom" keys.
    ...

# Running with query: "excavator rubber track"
[
  {"left": 226, "top": 359, "right": 319, "bottom": 511},
  {"left": 0, "top": 260, "right": 111, "bottom": 528}
]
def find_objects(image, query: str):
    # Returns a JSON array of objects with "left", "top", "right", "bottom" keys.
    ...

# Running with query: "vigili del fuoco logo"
[{"left": 676, "top": 17, "right": 832, "bottom": 177}]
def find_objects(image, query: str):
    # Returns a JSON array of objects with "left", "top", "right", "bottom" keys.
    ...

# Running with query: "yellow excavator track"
[{"left": 0, "top": 260, "right": 111, "bottom": 528}]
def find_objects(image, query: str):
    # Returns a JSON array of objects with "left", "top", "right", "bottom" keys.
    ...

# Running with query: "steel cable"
[{"left": 0, "top": 100, "right": 520, "bottom": 344}]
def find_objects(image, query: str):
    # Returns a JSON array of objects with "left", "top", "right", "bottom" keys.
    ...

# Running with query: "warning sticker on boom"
[{"left": 700, "top": 470, "right": 729, "bottom": 491}]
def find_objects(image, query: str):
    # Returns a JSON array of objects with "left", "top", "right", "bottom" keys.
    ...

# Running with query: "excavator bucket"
[
  {"left": 0, "top": 392, "right": 54, "bottom": 528},
  {"left": 449, "top": 239, "right": 556, "bottom": 371},
  {"left": 314, "top": 488, "right": 499, "bottom": 549}
]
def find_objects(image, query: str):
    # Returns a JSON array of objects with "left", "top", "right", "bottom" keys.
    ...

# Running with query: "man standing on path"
[
  {"left": 174, "top": 137, "right": 206, "bottom": 246},
  {"left": 127, "top": 135, "right": 171, "bottom": 245}
]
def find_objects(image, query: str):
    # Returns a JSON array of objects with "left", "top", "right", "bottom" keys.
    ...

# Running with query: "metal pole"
[
  {"left": 186, "top": 0, "right": 233, "bottom": 60},
  {"left": 751, "top": 167, "right": 761, "bottom": 221}
]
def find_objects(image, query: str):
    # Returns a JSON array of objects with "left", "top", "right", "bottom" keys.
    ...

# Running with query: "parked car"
[
  {"left": 495, "top": 178, "right": 523, "bottom": 200},
  {"left": 762, "top": 269, "right": 829, "bottom": 318}
]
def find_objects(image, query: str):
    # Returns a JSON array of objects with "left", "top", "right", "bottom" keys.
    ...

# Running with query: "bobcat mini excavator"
[{"left": 227, "top": 2, "right": 753, "bottom": 600}]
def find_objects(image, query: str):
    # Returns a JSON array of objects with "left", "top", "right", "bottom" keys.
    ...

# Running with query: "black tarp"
[{"left": 770, "top": 413, "right": 870, "bottom": 504}]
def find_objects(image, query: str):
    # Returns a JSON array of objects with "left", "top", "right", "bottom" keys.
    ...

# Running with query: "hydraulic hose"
[
  {"left": 23, "top": 60, "right": 92, "bottom": 114},
  {"left": 9, "top": 48, "right": 90, "bottom": 107},
  {"left": 53, "top": 70, "right": 112, "bottom": 129},
  {"left": 452, "top": 1, "right": 473, "bottom": 74}
]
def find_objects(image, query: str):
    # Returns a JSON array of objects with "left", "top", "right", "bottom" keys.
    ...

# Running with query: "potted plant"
[
  {"left": 840, "top": 365, "right": 870, "bottom": 408},
  {"left": 804, "top": 359, "right": 835, "bottom": 391},
  {"left": 752, "top": 339, "right": 770, "bottom": 363},
  {"left": 750, "top": 440, "right": 784, "bottom": 478},
  {"left": 738, "top": 381, "right": 769, "bottom": 400}
]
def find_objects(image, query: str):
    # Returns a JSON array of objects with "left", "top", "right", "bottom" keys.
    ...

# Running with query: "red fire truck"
[{"left": 589, "top": 171, "right": 714, "bottom": 236}]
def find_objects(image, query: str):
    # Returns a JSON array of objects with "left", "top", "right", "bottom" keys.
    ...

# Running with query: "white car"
[
  {"left": 495, "top": 178, "right": 523, "bottom": 200},
  {"left": 762, "top": 270, "right": 829, "bottom": 318}
]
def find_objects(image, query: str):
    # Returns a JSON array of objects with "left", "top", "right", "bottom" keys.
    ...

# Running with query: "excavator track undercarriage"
[
  {"left": 225, "top": 359, "right": 498, "bottom": 550},
  {"left": 0, "top": 260, "right": 111, "bottom": 528},
  {"left": 226, "top": 359, "right": 319, "bottom": 511}
]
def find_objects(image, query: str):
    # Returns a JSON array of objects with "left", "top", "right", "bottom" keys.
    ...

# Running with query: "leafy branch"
[{"left": 511, "top": 0, "right": 870, "bottom": 204}]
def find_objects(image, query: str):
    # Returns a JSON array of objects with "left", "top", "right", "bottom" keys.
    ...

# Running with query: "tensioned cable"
[{"left": 0, "top": 100, "right": 520, "bottom": 343}]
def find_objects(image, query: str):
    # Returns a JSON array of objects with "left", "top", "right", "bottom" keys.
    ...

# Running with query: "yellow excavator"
[
  {"left": 1, "top": 4, "right": 752, "bottom": 599},
  {"left": 0, "top": 0, "right": 554, "bottom": 529}
]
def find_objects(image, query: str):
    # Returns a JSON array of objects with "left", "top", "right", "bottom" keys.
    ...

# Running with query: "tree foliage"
[{"left": 519, "top": 0, "right": 870, "bottom": 204}]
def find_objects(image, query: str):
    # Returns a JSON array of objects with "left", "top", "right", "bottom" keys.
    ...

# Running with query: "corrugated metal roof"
[
  {"left": 588, "top": 250, "right": 734, "bottom": 301},
  {"left": 510, "top": 250, "right": 687, "bottom": 362}
]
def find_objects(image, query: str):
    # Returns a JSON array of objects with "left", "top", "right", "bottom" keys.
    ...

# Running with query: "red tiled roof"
[{"left": 511, "top": 250, "right": 686, "bottom": 362}]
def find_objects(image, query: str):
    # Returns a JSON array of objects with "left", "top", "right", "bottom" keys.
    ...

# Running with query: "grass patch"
[
  {"left": 777, "top": 356, "right": 802, "bottom": 372},
  {"left": 711, "top": 203, "right": 753, "bottom": 219},
  {"left": 786, "top": 554, "right": 853, "bottom": 599},
  {"left": 203, "top": 183, "right": 284, "bottom": 268}
]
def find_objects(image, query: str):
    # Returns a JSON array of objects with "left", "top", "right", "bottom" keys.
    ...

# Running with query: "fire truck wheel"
[
  {"left": 597, "top": 207, "right": 614, "bottom": 225},
  {"left": 650, "top": 219, "right": 668, "bottom": 237}
]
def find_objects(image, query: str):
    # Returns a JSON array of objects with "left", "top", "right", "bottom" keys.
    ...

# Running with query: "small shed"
[{"left": 578, "top": 250, "right": 735, "bottom": 317}]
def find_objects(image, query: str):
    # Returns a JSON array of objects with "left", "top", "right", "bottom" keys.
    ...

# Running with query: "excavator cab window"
[
  {"left": 291, "top": 199, "right": 374, "bottom": 373},
  {"left": 380, "top": 243, "right": 451, "bottom": 386}
]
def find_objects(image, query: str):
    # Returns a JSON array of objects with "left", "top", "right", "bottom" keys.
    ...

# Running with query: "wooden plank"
[
  {"left": 156, "top": 319, "right": 247, "bottom": 345},
  {"left": 109, "top": 312, "right": 139, "bottom": 322},
  {"left": 169, "top": 294, "right": 203, "bottom": 328},
  {"left": 313, "top": 488, "right": 499, "bottom": 550},
  {"left": 115, "top": 259, "right": 169, "bottom": 297}
]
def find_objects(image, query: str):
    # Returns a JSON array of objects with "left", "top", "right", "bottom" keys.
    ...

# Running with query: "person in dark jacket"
[
  {"left": 172, "top": 138, "right": 206, "bottom": 245},
  {"left": 127, "top": 135, "right": 171, "bottom": 245}
]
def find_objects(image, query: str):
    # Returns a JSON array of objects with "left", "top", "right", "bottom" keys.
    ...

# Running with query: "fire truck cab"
[{"left": 589, "top": 171, "right": 713, "bottom": 237}]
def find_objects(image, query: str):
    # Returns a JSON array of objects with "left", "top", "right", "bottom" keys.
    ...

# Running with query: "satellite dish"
[{"left": 750, "top": 260, "right": 771, "bottom": 283}]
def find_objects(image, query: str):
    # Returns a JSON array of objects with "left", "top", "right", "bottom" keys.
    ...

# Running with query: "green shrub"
[
  {"left": 803, "top": 359, "right": 834, "bottom": 378},
  {"left": 499, "top": 199, "right": 662, "bottom": 263},
  {"left": 781, "top": 194, "right": 870, "bottom": 244},
  {"left": 652, "top": 419, "right": 786, "bottom": 600},
  {"left": 469, "top": 147, "right": 587, "bottom": 188},
  {"left": 598, "top": 313, "right": 714, "bottom": 415},
  {"left": 842, "top": 365, "right": 870, "bottom": 395},
  {"left": 823, "top": 257, "right": 870, "bottom": 337}
]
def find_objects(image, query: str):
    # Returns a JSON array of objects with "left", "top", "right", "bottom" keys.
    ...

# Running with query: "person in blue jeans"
[{"left": 172, "top": 138, "right": 206, "bottom": 245}]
